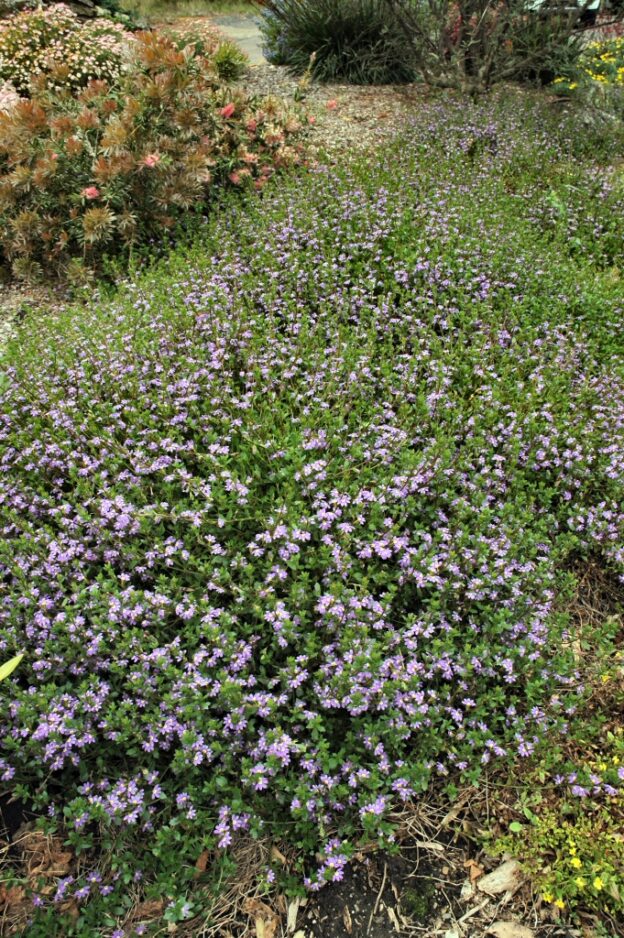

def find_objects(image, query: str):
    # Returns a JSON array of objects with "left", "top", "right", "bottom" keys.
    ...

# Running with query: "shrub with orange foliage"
[{"left": 0, "top": 31, "right": 304, "bottom": 279}]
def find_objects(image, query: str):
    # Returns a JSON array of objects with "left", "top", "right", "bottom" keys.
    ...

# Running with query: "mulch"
[{"left": 236, "top": 64, "right": 430, "bottom": 158}]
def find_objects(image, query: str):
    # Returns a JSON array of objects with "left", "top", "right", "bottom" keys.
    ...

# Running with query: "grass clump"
[
  {"left": 260, "top": 0, "right": 415, "bottom": 84},
  {"left": 0, "top": 93, "right": 623, "bottom": 933}
]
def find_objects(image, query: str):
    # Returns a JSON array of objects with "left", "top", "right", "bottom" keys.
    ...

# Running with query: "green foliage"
[
  {"left": 554, "top": 34, "right": 624, "bottom": 89},
  {"left": 0, "top": 30, "right": 303, "bottom": 278},
  {"left": 0, "top": 92, "right": 624, "bottom": 933},
  {"left": 175, "top": 29, "right": 248, "bottom": 81},
  {"left": 93, "top": 0, "right": 146, "bottom": 30},
  {"left": 122, "top": 0, "right": 255, "bottom": 18},
  {"left": 0, "top": 0, "right": 24, "bottom": 13},
  {"left": 0, "top": 3, "right": 131, "bottom": 95},
  {"left": 260, "top": 0, "right": 416, "bottom": 84}
]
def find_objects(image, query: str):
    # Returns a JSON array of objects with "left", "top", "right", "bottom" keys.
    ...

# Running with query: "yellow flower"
[
  {"left": 543, "top": 892, "right": 554, "bottom": 903},
  {"left": 569, "top": 82, "right": 577, "bottom": 90},
  {"left": 554, "top": 899, "right": 565, "bottom": 909},
  {"left": 593, "top": 877, "right": 604, "bottom": 891},
  {"left": 571, "top": 857, "right": 582, "bottom": 869},
  {"left": 575, "top": 877, "right": 586, "bottom": 889}
]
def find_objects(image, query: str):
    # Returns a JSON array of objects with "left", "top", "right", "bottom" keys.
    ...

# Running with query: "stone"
[
  {"left": 487, "top": 923, "right": 535, "bottom": 938},
  {"left": 477, "top": 860, "right": 524, "bottom": 896}
]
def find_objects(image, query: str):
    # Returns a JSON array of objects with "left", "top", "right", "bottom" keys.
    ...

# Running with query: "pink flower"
[
  {"left": 308, "top": 116, "right": 316, "bottom": 125},
  {"left": 246, "top": 118, "right": 257, "bottom": 133},
  {"left": 228, "top": 172, "right": 241, "bottom": 185},
  {"left": 326, "top": 99, "right": 338, "bottom": 110},
  {"left": 220, "top": 103, "right": 236, "bottom": 119},
  {"left": 81, "top": 186, "right": 100, "bottom": 200},
  {"left": 143, "top": 153, "right": 160, "bottom": 168}
]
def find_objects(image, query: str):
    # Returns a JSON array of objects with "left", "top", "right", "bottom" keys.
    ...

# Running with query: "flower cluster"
[
  {"left": 0, "top": 31, "right": 304, "bottom": 278},
  {"left": 0, "top": 3, "right": 131, "bottom": 95},
  {"left": 553, "top": 36, "right": 624, "bottom": 96},
  {"left": 581, "top": 36, "right": 624, "bottom": 86},
  {"left": 0, "top": 94, "right": 623, "bottom": 928}
]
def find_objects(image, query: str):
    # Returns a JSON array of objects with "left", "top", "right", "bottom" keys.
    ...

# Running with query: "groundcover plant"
[{"left": 0, "top": 93, "right": 623, "bottom": 933}]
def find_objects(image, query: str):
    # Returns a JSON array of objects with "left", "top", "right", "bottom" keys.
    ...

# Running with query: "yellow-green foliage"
[{"left": 495, "top": 726, "right": 624, "bottom": 917}]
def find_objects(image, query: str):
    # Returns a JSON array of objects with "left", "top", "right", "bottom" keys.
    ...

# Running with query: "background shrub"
[
  {"left": 260, "top": 0, "right": 416, "bottom": 84},
  {"left": 386, "top": 0, "right": 599, "bottom": 94},
  {"left": 0, "top": 0, "right": 143, "bottom": 29},
  {"left": 0, "top": 3, "right": 131, "bottom": 95},
  {"left": 552, "top": 35, "right": 624, "bottom": 119},
  {"left": 91, "top": 0, "right": 146, "bottom": 30},
  {"left": 0, "top": 31, "right": 303, "bottom": 279}
]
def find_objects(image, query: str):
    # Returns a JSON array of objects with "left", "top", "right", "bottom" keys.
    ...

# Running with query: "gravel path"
[{"left": 238, "top": 63, "right": 429, "bottom": 157}]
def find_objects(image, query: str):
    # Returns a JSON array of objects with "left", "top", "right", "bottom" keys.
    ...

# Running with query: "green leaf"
[
  {"left": 0, "top": 653, "right": 23, "bottom": 682},
  {"left": 509, "top": 821, "right": 523, "bottom": 833}
]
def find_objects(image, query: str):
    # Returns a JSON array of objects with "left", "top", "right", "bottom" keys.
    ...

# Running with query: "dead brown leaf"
[
  {"left": 270, "top": 845, "right": 287, "bottom": 866},
  {"left": 287, "top": 897, "right": 301, "bottom": 933},
  {"left": 15, "top": 830, "right": 73, "bottom": 880},
  {"left": 255, "top": 916, "right": 277, "bottom": 938},
  {"left": 478, "top": 860, "right": 524, "bottom": 896},
  {"left": 243, "top": 898, "right": 280, "bottom": 938},
  {"left": 343, "top": 904, "right": 353, "bottom": 934},
  {"left": 0, "top": 885, "right": 26, "bottom": 909},
  {"left": 132, "top": 898, "right": 166, "bottom": 919},
  {"left": 487, "top": 923, "right": 535, "bottom": 938},
  {"left": 464, "top": 858, "right": 484, "bottom": 883},
  {"left": 60, "top": 899, "right": 80, "bottom": 919},
  {"left": 194, "top": 850, "right": 210, "bottom": 874}
]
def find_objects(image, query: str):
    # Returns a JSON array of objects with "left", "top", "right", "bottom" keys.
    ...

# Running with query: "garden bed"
[
  {"left": 1, "top": 88, "right": 623, "bottom": 938},
  {"left": 1, "top": 5, "right": 624, "bottom": 937}
]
